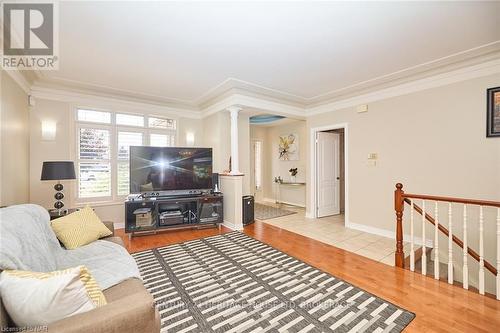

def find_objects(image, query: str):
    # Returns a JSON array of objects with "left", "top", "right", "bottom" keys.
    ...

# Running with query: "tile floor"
[{"left": 257, "top": 203, "right": 409, "bottom": 266}]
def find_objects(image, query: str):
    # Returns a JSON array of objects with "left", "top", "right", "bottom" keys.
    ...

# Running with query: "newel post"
[{"left": 395, "top": 183, "right": 405, "bottom": 268}]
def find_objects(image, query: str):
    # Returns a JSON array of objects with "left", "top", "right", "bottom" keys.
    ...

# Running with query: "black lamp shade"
[{"left": 41, "top": 161, "right": 76, "bottom": 181}]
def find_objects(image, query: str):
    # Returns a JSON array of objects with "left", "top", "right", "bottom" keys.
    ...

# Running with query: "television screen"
[{"left": 130, "top": 146, "right": 213, "bottom": 193}]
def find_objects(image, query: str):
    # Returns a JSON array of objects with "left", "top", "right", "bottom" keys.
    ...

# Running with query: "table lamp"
[{"left": 41, "top": 161, "right": 76, "bottom": 213}]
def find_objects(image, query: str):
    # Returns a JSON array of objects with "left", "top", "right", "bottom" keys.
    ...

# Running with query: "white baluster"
[
  {"left": 448, "top": 203, "right": 453, "bottom": 284},
  {"left": 422, "top": 200, "right": 427, "bottom": 276},
  {"left": 479, "top": 206, "right": 485, "bottom": 295},
  {"left": 463, "top": 204, "right": 468, "bottom": 290},
  {"left": 410, "top": 200, "right": 415, "bottom": 272},
  {"left": 496, "top": 207, "right": 500, "bottom": 300},
  {"left": 434, "top": 201, "right": 439, "bottom": 280}
]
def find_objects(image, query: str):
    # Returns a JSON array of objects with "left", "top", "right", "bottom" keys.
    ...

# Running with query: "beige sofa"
[{"left": 0, "top": 221, "right": 160, "bottom": 333}]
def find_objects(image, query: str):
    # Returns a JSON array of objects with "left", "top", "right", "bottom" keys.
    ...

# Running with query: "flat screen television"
[{"left": 129, "top": 146, "right": 213, "bottom": 194}]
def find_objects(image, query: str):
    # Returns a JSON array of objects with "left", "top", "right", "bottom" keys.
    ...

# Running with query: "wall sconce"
[
  {"left": 186, "top": 132, "right": 195, "bottom": 146},
  {"left": 41, "top": 121, "right": 57, "bottom": 141}
]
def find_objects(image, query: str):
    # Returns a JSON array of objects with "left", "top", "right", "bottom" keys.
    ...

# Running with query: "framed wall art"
[{"left": 487, "top": 86, "right": 500, "bottom": 137}]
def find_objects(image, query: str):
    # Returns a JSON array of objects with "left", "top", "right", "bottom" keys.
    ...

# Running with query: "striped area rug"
[{"left": 132, "top": 232, "right": 415, "bottom": 332}]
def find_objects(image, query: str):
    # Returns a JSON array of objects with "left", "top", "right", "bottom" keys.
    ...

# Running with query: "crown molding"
[
  {"left": 305, "top": 58, "right": 500, "bottom": 116},
  {"left": 305, "top": 41, "right": 500, "bottom": 106},
  {"left": 24, "top": 41, "right": 500, "bottom": 120},
  {"left": 201, "top": 93, "right": 305, "bottom": 119},
  {"left": 0, "top": 31, "right": 39, "bottom": 93},
  {"left": 30, "top": 42, "right": 500, "bottom": 112},
  {"left": 29, "top": 85, "right": 203, "bottom": 119},
  {"left": 28, "top": 56, "right": 500, "bottom": 121},
  {"left": 32, "top": 77, "right": 198, "bottom": 110},
  {"left": 3, "top": 69, "right": 31, "bottom": 94},
  {"left": 196, "top": 41, "right": 500, "bottom": 109},
  {"left": 196, "top": 77, "right": 306, "bottom": 108}
]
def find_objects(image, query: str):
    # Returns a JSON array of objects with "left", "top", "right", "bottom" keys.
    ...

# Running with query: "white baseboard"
[
  {"left": 223, "top": 220, "right": 243, "bottom": 231},
  {"left": 114, "top": 222, "right": 125, "bottom": 229},
  {"left": 345, "top": 221, "right": 434, "bottom": 248},
  {"left": 261, "top": 197, "right": 306, "bottom": 208}
]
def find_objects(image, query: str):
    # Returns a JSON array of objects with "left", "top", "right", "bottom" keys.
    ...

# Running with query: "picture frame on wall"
[
  {"left": 487, "top": 86, "right": 500, "bottom": 137},
  {"left": 278, "top": 133, "right": 299, "bottom": 161}
]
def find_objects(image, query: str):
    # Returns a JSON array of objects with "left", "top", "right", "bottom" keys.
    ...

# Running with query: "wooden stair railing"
[
  {"left": 403, "top": 198, "right": 498, "bottom": 276},
  {"left": 394, "top": 183, "right": 500, "bottom": 300}
]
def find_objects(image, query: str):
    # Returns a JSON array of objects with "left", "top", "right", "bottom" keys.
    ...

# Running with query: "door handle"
[{"left": 336, "top": 177, "right": 340, "bottom": 180}]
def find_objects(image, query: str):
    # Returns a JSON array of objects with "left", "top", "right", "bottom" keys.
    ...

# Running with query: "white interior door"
[{"left": 316, "top": 131, "right": 340, "bottom": 217}]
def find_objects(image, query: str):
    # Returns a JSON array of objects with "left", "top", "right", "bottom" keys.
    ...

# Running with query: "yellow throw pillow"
[
  {"left": 51, "top": 206, "right": 112, "bottom": 249},
  {"left": 0, "top": 266, "right": 107, "bottom": 327}
]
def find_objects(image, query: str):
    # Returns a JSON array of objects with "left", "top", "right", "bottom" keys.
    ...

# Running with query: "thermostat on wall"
[{"left": 357, "top": 104, "right": 368, "bottom": 113}]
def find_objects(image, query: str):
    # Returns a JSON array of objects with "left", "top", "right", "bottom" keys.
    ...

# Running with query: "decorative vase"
[{"left": 290, "top": 175, "right": 296, "bottom": 183}]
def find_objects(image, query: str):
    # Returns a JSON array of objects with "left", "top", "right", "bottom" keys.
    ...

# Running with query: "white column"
[
  {"left": 219, "top": 175, "right": 244, "bottom": 230},
  {"left": 227, "top": 106, "right": 242, "bottom": 175}
]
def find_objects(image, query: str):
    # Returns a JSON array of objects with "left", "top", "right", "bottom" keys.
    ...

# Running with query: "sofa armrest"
[
  {"left": 102, "top": 221, "right": 115, "bottom": 236},
  {"left": 48, "top": 290, "right": 160, "bottom": 333}
]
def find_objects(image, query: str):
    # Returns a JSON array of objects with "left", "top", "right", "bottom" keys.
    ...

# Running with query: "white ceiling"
[{"left": 37, "top": 1, "right": 500, "bottom": 106}]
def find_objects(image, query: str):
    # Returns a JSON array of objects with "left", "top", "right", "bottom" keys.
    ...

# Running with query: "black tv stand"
[
  {"left": 156, "top": 193, "right": 204, "bottom": 199},
  {"left": 125, "top": 193, "right": 223, "bottom": 238}
]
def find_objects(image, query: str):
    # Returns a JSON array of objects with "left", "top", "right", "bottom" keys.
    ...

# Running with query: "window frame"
[
  {"left": 76, "top": 122, "right": 114, "bottom": 203},
  {"left": 253, "top": 139, "right": 263, "bottom": 192},
  {"left": 148, "top": 130, "right": 176, "bottom": 147},
  {"left": 116, "top": 128, "right": 145, "bottom": 197},
  {"left": 73, "top": 108, "right": 178, "bottom": 205}
]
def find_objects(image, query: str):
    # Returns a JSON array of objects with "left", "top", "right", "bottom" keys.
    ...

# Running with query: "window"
[
  {"left": 78, "top": 109, "right": 111, "bottom": 124},
  {"left": 117, "top": 131, "right": 143, "bottom": 160},
  {"left": 148, "top": 117, "right": 176, "bottom": 129},
  {"left": 78, "top": 128, "right": 111, "bottom": 198},
  {"left": 150, "top": 133, "right": 174, "bottom": 147},
  {"left": 76, "top": 109, "right": 176, "bottom": 201},
  {"left": 254, "top": 140, "right": 263, "bottom": 191},
  {"left": 116, "top": 113, "right": 144, "bottom": 127},
  {"left": 117, "top": 131, "right": 143, "bottom": 195}
]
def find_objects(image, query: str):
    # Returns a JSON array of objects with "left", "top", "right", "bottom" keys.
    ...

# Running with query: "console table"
[
  {"left": 125, "top": 194, "right": 223, "bottom": 237},
  {"left": 275, "top": 182, "right": 306, "bottom": 207}
]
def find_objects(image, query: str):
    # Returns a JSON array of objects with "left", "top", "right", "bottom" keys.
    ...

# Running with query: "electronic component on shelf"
[
  {"left": 133, "top": 208, "right": 153, "bottom": 227},
  {"left": 125, "top": 194, "right": 224, "bottom": 236},
  {"left": 160, "top": 210, "right": 182, "bottom": 217},
  {"left": 159, "top": 210, "right": 183, "bottom": 226}
]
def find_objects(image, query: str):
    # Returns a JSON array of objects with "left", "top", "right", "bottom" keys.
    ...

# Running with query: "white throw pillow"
[{"left": 0, "top": 266, "right": 107, "bottom": 328}]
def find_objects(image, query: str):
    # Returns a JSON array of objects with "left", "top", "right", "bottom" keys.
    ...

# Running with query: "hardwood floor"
[{"left": 116, "top": 222, "right": 500, "bottom": 333}]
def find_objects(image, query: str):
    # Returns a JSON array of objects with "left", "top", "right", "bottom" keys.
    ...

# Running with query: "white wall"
[
  {"left": 177, "top": 117, "right": 203, "bottom": 147},
  {"left": 0, "top": 72, "right": 30, "bottom": 206},
  {"left": 29, "top": 99, "right": 73, "bottom": 209},
  {"left": 250, "top": 120, "right": 307, "bottom": 206},
  {"left": 28, "top": 97, "right": 204, "bottom": 224},
  {"left": 202, "top": 111, "right": 251, "bottom": 195},
  {"left": 307, "top": 73, "right": 500, "bottom": 292},
  {"left": 203, "top": 112, "right": 232, "bottom": 174}
]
